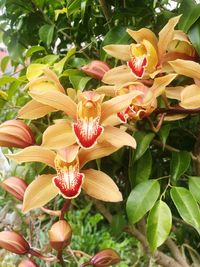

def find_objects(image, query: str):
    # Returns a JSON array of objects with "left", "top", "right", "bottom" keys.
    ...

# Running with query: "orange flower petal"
[
  {"left": 79, "top": 142, "right": 119, "bottom": 168},
  {"left": 29, "top": 90, "right": 77, "bottom": 120},
  {"left": 180, "top": 84, "right": 200, "bottom": 109},
  {"left": 43, "top": 68, "right": 65, "bottom": 93},
  {"left": 7, "top": 146, "right": 56, "bottom": 168},
  {"left": 103, "top": 45, "right": 131, "bottom": 61},
  {"left": 23, "top": 174, "right": 59, "bottom": 213},
  {"left": 42, "top": 121, "right": 76, "bottom": 149},
  {"left": 57, "top": 145, "right": 79, "bottom": 163},
  {"left": 158, "top": 15, "right": 181, "bottom": 61},
  {"left": 82, "top": 169, "right": 122, "bottom": 202},
  {"left": 96, "top": 86, "right": 116, "bottom": 97},
  {"left": 165, "top": 86, "right": 184, "bottom": 100},
  {"left": 151, "top": 74, "right": 177, "bottom": 97},
  {"left": 18, "top": 100, "right": 57, "bottom": 120},
  {"left": 169, "top": 59, "right": 200, "bottom": 80},
  {"left": 99, "top": 126, "right": 136, "bottom": 149}
]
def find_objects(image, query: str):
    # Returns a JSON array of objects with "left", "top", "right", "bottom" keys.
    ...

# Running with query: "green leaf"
[
  {"left": 39, "top": 24, "right": 55, "bottom": 47},
  {"left": 110, "top": 214, "right": 126, "bottom": 236},
  {"left": 188, "top": 18, "right": 200, "bottom": 56},
  {"left": 54, "top": 47, "right": 76, "bottom": 75},
  {"left": 126, "top": 180, "right": 160, "bottom": 224},
  {"left": 134, "top": 131, "right": 155, "bottom": 161},
  {"left": 1, "top": 56, "right": 10, "bottom": 72},
  {"left": 62, "top": 69, "right": 91, "bottom": 90},
  {"left": 129, "top": 149, "right": 152, "bottom": 187},
  {"left": 35, "top": 55, "right": 59, "bottom": 65},
  {"left": 0, "top": 76, "right": 17, "bottom": 86},
  {"left": 158, "top": 124, "right": 171, "bottom": 147},
  {"left": 189, "top": 176, "right": 200, "bottom": 203},
  {"left": 170, "top": 151, "right": 191, "bottom": 183},
  {"left": 25, "top": 46, "right": 46, "bottom": 58},
  {"left": 179, "top": 2, "right": 200, "bottom": 33},
  {"left": 147, "top": 200, "right": 172, "bottom": 251},
  {"left": 68, "top": 0, "right": 81, "bottom": 15},
  {"left": 100, "top": 26, "right": 131, "bottom": 60},
  {"left": 170, "top": 187, "right": 200, "bottom": 234},
  {"left": 26, "top": 63, "right": 47, "bottom": 81}
]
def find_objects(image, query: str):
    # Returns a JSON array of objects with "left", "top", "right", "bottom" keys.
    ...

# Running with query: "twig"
[
  {"left": 60, "top": 199, "right": 71, "bottom": 220},
  {"left": 57, "top": 250, "right": 66, "bottom": 267},
  {"left": 154, "top": 107, "right": 200, "bottom": 115},
  {"left": 93, "top": 199, "right": 112, "bottom": 223},
  {"left": 99, "top": 0, "right": 112, "bottom": 26}
]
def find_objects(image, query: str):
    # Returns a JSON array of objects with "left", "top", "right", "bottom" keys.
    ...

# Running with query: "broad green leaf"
[
  {"left": 158, "top": 124, "right": 171, "bottom": 147},
  {"left": 35, "top": 55, "right": 59, "bottom": 65},
  {"left": 7, "top": 37, "right": 24, "bottom": 63},
  {"left": 188, "top": 18, "right": 200, "bottom": 56},
  {"left": 134, "top": 131, "right": 155, "bottom": 161},
  {"left": 178, "top": 2, "right": 200, "bottom": 33},
  {"left": 170, "top": 151, "right": 191, "bottom": 183},
  {"left": 25, "top": 46, "right": 46, "bottom": 58},
  {"left": 0, "top": 76, "right": 17, "bottom": 86},
  {"left": 26, "top": 63, "right": 47, "bottom": 81},
  {"left": 129, "top": 149, "right": 152, "bottom": 187},
  {"left": 147, "top": 200, "right": 172, "bottom": 251},
  {"left": 39, "top": 24, "right": 55, "bottom": 47},
  {"left": 100, "top": 26, "right": 131, "bottom": 60},
  {"left": 62, "top": 69, "right": 91, "bottom": 90},
  {"left": 1, "top": 56, "right": 10, "bottom": 72},
  {"left": 68, "top": 0, "right": 81, "bottom": 15},
  {"left": 110, "top": 214, "right": 126, "bottom": 236},
  {"left": 126, "top": 180, "right": 160, "bottom": 224},
  {"left": 189, "top": 176, "right": 200, "bottom": 203},
  {"left": 170, "top": 187, "right": 200, "bottom": 234},
  {"left": 54, "top": 47, "right": 76, "bottom": 75}
]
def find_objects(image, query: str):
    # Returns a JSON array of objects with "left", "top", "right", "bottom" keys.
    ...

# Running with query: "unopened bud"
[
  {"left": 0, "top": 120, "right": 35, "bottom": 148},
  {"left": 18, "top": 259, "right": 39, "bottom": 267},
  {"left": 0, "top": 176, "right": 28, "bottom": 201},
  {"left": 48, "top": 220, "right": 72, "bottom": 251},
  {"left": 0, "top": 231, "right": 30, "bottom": 255},
  {"left": 81, "top": 60, "right": 110, "bottom": 80},
  {"left": 91, "top": 249, "right": 121, "bottom": 267}
]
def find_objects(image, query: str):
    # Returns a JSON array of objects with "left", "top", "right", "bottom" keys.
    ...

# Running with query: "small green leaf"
[
  {"left": 35, "top": 55, "right": 59, "bottom": 65},
  {"left": 134, "top": 131, "right": 155, "bottom": 161},
  {"left": 39, "top": 24, "right": 55, "bottom": 47},
  {"left": 170, "top": 151, "right": 191, "bottom": 183},
  {"left": 189, "top": 176, "right": 200, "bottom": 203},
  {"left": 147, "top": 200, "right": 172, "bottom": 251},
  {"left": 62, "top": 69, "right": 91, "bottom": 90},
  {"left": 25, "top": 46, "right": 46, "bottom": 58},
  {"left": 188, "top": 18, "right": 200, "bottom": 56},
  {"left": 110, "top": 214, "right": 126, "bottom": 236},
  {"left": 0, "top": 76, "right": 17, "bottom": 86},
  {"left": 1, "top": 56, "right": 10, "bottom": 72},
  {"left": 126, "top": 180, "right": 160, "bottom": 224},
  {"left": 158, "top": 124, "right": 171, "bottom": 147},
  {"left": 170, "top": 187, "right": 200, "bottom": 234}
]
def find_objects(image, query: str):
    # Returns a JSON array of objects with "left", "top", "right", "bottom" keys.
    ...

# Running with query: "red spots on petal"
[
  {"left": 73, "top": 117, "right": 103, "bottom": 148},
  {"left": 53, "top": 171, "right": 84, "bottom": 199},
  {"left": 127, "top": 57, "right": 147, "bottom": 78}
]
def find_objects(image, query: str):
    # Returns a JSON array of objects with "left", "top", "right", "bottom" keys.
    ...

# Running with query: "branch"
[
  {"left": 154, "top": 107, "right": 200, "bottom": 115},
  {"left": 99, "top": 0, "right": 112, "bottom": 25}
]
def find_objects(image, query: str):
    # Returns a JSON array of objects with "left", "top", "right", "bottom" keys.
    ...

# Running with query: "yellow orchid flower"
[
  {"left": 7, "top": 144, "right": 123, "bottom": 212},
  {"left": 103, "top": 15, "right": 195, "bottom": 83},
  {"left": 97, "top": 74, "right": 176, "bottom": 122}
]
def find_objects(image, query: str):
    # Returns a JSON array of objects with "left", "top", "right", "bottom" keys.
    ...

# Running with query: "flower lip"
[{"left": 127, "top": 56, "right": 147, "bottom": 78}]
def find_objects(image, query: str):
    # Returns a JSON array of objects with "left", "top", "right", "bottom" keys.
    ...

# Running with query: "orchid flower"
[
  {"left": 20, "top": 82, "right": 141, "bottom": 149},
  {"left": 103, "top": 16, "right": 195, "bottom": 84},
  {"left": 97, "top": 74, "right": 176, "bottom": 122},
  {"left": 7, "top": 144, "right": 123, "bottom": 212}
]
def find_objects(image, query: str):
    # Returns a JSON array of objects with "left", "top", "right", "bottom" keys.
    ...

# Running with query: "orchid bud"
[
  {"left": 18, "top": 259, "right": 39, "bottom": 267},
  {"left": 48, "top": 220, "right": 72, "bottom": 251},
  {"left": 81, "top": 60, "right": 110, "bottom": 80},
  {"left": 0, "top": 176, "right": 28, "bottom": 201},
  {"left": 0, "top": 231, "right": 30, "bottom": 255},
  {"left": 91, "top": 249, "right": 121, "bottom": 267},
  {"left": 0, "top": 120, "right": 35, "bottom": 148}
]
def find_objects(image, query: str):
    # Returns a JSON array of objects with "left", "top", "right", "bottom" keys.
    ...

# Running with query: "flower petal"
[
  {"left": 151, "top": 74, "right": 177, "bottom": 97},
  {"left": 164, "top": 114, "right": 187, "bottom": 121},
  {"left": 43, "top": 68, "right": 65, "bottom": 93},
  {"left": 127, "top": 28, "right": 158, "bottom": 50},
  {"left": 23, "top": 174, "right": 59, "bottom": 213},
  {"left": 100, "top": 91, "right": 143, "bottom": 123},
  {"left": 102, "top": 65, "right": 136, "bottom": 85},
  {"left": 18, "top": 100, "right": 57, "bottom": 120},
  {"left": 57, "top": 145, "right": 79, "bottom": 163},
  {"left": 96, "top": 86, "right": 116, "bottom": 97},
  {"left": 79, "top": 142, "right": 119, "bottom": 168},
  {"left": 99, "top": 126, "right": 136, "bottom": 149},
  {"left": 82, "top": 169, "right": 122, "bottom": 202},
  {"left": 127, "top": 56, "right": 147, "bottom": 78},
  {"left": 180, "top": 84, "right": 200, "bottom": 109},
  {"left": 165, "top": 86, "right": 184, "bottom": 100},
  {"left": 7, "top": 146, "right": 56, "bottom": 168},
  {"left": 158, "top": 15, "right": 181, "bottom": 61},
  {"left": 103, "top": 45, "right": 131, "bottom": 61},
  {"left": 42, "top": 121, "right": 76, "bottom": 149},
  {"left": 169, "top": 59, "right": 200, "bottom": 80},
  {"left": 29, "top": 90, "right": 77, "bottom": 120}
]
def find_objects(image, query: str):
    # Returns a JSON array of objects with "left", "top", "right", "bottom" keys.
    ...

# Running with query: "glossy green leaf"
[
  {"left": 170, "top": 151, "right": 191, "bottom": 183},
  {"left": 158, "top": 124, "right": 171, "bottom": 147},
  {"left": 39, "top": 24, "right": 55, "bottom": 47},
  {"left": 189, "top": 176, "right": 200, "bottom": 203},
  {"left": 126, "top": 180, "right": 160, "bottom": 224},
  {"left": 110, "top": 214, "right": 126, "bottom": 236},
  {"left": 188, "top": 18, "right": 200, "bottom": 56},
  {"left": 134, "top": 132, "right": 155, "bottom": 161},
  {"left": 25, "top": 46, "right": 46, "bottom": 58},
  {"left": 129, "top": 149, "right": 152, "bottom": 187},
  {"left": 170, "top": 187, "right": 200, "bottom": 234},
  {"left": 147, "top": 200, "right": 172, "bottom": 251},
  {"left": 1, "top": 56, "right": 10, "bottom": 72}
]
